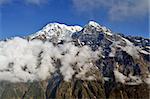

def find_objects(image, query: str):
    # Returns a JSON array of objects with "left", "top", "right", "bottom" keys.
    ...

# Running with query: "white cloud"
[
  {"left": 108, "top": 0, "right": 148, "bottom": 21},
  {"left": 72, "top": 0, "right": 149, "bottom": 21},
  {"left": 0, "top": 37, "right": 100, "bottom": 82}
]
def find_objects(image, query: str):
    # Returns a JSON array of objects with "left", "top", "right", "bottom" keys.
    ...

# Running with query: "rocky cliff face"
[{"left": 0, "top": 21, "right": 149, "bottom": 99}]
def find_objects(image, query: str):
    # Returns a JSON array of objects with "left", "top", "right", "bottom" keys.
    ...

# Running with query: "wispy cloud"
[
  {"left": 25, "top": 0, "right": 48, "bottom": 5},
  {"left": 0, "top": 0, "right": 148, "bottom": 21},
  {"left": 0, "top": 0, "right": 48, "bottom": 6},
  {"left": 72, "top": 0, "right": 149, "bottom": 21},
  {"left": 0, "top": 0, "right": 10, "bottom": 5},
  {"left": 108, "top": 0, "right": 148, "bottom": 21}
]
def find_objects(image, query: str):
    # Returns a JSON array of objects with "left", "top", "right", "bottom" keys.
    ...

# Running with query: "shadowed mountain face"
[
  {"left": 0, "top": 21, "right": 150, "bottom": 99},
  {"left": 46, "top": 72, "right": 105, "bottom": 99}
]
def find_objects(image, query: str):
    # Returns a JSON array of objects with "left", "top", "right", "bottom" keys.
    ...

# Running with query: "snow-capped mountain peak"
[
  {"left": 88, "top": 21, "right": 101, "bottom": 27},
  {"left": 29, "top": 21, "right": 114, "bottom": 43},
  {"left": 83, "top": 21, "right": 112, "bottom": 35},
  {"left": 29, "top": 22, "right": 82, "bottom": 42},
  {"left": 44, "top": 22, "right": 82, "bottom": 33}
]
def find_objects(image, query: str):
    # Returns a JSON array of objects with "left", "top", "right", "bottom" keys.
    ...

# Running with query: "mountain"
[
  {"left": 0, "top": 21, "right": 149, "bottom": 99},
  {"left": 29, "top": 23, "right": 82, "bottom": 43}
]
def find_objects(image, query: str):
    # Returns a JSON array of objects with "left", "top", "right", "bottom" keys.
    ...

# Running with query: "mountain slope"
[{"left": 0, "top": 21, "right": 149, "bottom": 99}]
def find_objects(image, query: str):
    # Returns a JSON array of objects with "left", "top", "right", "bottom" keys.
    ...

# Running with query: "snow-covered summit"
[
  {"left": 44, "top": 23, "right": 82, "bottom": 33},
  {"left": 88, "top": 21, "right": 101, "bottom": 27},
  {"left": 83, "top": 21, "right": 112, "bottom": 35},
  {"left": 29, "top": 21, "right": 113, "bottom": 42},
  {"left": 29, "top": 22, "right": 82, "bottom": 42}
]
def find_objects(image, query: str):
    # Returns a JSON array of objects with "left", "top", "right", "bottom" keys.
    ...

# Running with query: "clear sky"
[{"left": 0, "top": 0, "right": 149, "bottom": 39}]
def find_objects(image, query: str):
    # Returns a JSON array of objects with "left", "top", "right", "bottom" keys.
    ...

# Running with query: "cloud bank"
[{"left": 0, "top": 37, "right": 100, "bottom": 82}]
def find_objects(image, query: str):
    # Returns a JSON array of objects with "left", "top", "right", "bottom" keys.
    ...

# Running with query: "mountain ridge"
[{"left": 0, "top": 21, "right": 149, "bottom": 99}]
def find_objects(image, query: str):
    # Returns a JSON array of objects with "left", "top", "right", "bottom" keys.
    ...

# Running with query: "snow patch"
[
  {"left": 114, "top": 70, "right": 127, "bottom": 83},
  {"left": 88, "top": 21, "right": 101, "bottom": 27},
  {"left": 140, "top": 50, "right": 150, "bottom": 54}
]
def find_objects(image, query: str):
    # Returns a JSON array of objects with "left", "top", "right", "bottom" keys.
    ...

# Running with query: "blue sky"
[{"left": 0, "top": 0, "right": 149, "bottom": 39}]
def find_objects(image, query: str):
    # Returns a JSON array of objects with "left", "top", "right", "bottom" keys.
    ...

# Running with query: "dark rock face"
[
  {"left": 45, "top": 69, "right": 105, "bottom": 99},
  {"left": 0, "top": 75, "right": 106, "bottom": 99},
  {"left": 0, "top": 81, "right": 48, "bottom": 99},
  {"left": 117, "top": 33, "right": 150, "bottom": 47},
  {"left": 0, "top": 81, "right": 149, "bottom": 99},
  {"left": 109, "top": 83, "right": 149, "bottom": 99},
  {"left": 46, "top": 79, "right": 105, "bottom": 99}
]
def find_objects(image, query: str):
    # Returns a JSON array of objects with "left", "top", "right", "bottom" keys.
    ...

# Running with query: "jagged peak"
[
  {"left": 87, "top": 21, "right": 101, "bottom": 27},
  {"left": 81, "top": 21, "right": 112, "bottom": 35}
]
